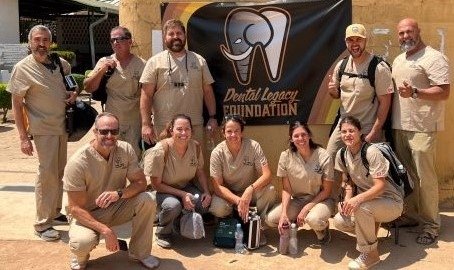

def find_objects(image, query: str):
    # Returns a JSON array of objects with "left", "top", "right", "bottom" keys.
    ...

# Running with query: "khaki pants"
[
  {"left": 69, "top": 192, "right": 156, "bottom": 261},
  {"left": 333, "top": 198, "right": 402, "bottom": 252},
  {"left": 33, "top": 134, "right": 67, "bottom": 232},
  {"left": 119, "top": 120, "right": 141, "bottom": 158},
  {"left": 265, "top": 197, "right": 334, "bottom": 239},
  {"left": 209, "top": 184, "right": 276, "bottom": 221},
  {"left": 393, "top": 129, "right": 440, "bottom": 236}
]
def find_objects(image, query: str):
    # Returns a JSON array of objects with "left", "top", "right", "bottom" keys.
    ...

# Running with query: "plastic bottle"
[
  {"left": 235, "top": 223, "right": 245, "bottom": 254},
  {"left": 289, "top": 223, "right": 298, "bottom": 255},
  {"left": 206, "top": 125, "right": 215, "bottom": 152},
  {"left": 279, "top": 222, "right": 290, "bottom": 254}
]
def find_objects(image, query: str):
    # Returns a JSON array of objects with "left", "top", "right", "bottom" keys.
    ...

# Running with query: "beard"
[
  {"left": 347, "top": 47, "right": 365, "bottom": 59},
  {"left": 400, "top": 37, "right": 419, "bottom": 52},
  {"left": 166, "top": 38, "right": 185, "bottom": 53},
  {"left": 30, "top": 45, "right": 49, "bottom": 61}
]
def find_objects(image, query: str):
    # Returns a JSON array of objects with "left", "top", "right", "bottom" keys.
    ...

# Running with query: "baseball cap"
[{"left": 345, "top": 24, "right": 367, "bottom": 39}]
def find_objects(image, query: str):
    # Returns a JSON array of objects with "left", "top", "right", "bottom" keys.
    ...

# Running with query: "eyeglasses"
[
  {"left": 110, "top": 36, "right": 130, "bottom": 43},
  {"left": 96, "top": 128, "right": 119, "bottom": 136},
  {"left": 224, "top": 114, "right": 242, "bottom": 121}
]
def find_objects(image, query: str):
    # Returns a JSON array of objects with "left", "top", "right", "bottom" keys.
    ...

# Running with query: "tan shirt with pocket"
[
  {"left": 277, "top": 147, "right": 333, "bottom": 200},
  {"left": 210, "top": 138, "right": 267, "bottom": 194}
]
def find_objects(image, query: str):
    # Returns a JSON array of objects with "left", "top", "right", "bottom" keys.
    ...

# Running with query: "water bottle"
[
  {"left": 206, "top": 125, "right": 215, "bottom": 152},
  {"left": 279, "top": 222, "right": 290, "bottom": 254},
  {"left": 235, "top": 223, "right": 245, "bottom": 254},
  {"left": 289, "top": 223, "right": 298, "bottom": 255}
]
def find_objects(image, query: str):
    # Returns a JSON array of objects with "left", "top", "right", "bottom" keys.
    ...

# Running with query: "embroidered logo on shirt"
[
  {"left": 190, "top": 156, "right": 198, "bottom": 167},
  {"left": 243, "top": 157, "right": 254, "bottom": 166},
  {"left": 114, "top": 156, "right": 126, "bottom": 169},
  {"left": 313, "top": 164, "right": 323, "bottom": 174}
]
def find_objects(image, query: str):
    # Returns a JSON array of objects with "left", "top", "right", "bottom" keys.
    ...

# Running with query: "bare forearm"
[
  {"left": 418, "top": 85, "right": 450, "bottom": 101},
  {"left": 70, "top": 206, "right": 111, "bottom": 234},
  {"left": 140, "top": 90, "right": 153, "bottom": 126},
  {"left": 12, "top": 97, "right": 28, "bottom": 139},
  {"left": 203, "top": 84, "right": 217, "bottom": 116}
]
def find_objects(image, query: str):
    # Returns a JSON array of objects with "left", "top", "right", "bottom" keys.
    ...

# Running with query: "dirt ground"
[{"left": 1, "top": 101, "right": 453, "bottom": 269}]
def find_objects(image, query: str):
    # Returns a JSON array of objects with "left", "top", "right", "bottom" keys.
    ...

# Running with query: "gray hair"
[
  {"left": 28, "top": 25, "right": 52, "bottom": 43},
  {"left": 94, "top": 112, "right": 119, "bottom": 128}
]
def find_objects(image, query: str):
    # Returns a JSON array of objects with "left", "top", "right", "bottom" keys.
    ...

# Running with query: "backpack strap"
[
  {"left": 50, "top": 53, "right": 68, "bottom": 90},
  {"left": 360, "top": 142, "right": 372, "bottom": 177},
  {"left": 337, "top": 56, "right": 349, "bottom": 97}
]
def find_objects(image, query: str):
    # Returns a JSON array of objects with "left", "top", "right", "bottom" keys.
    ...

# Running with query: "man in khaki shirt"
[
  {"left": 327, "top": 23, "right": 393, "bottom": 201},
  {"left": 391, "top": 18, "right": 450, "bottom": 245},
  {"left": 63, "top": 112, "right": 159, "bottom": 269},
  {"left": 7, "top": 25, "right": 78, "bottom": 241},
  {"left": 140, "top": 19, "right": 218, "bottom": 150},
  {"left": 327, "top": 24, "right": 393, "bottom": 154},
  {"left": 84, "top": 26, "right": 146, "bottom": 156}
]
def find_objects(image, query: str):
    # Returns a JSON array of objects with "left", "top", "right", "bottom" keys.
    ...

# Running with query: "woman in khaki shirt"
[
  {"left": 143, "top": 114, "right": 211, "bottom": 248},
  {"left": 265, "top": 121, "right": 334, "bottom": 246},
  {"left": 333, "top": 116, "right": 403, "bottom": 270},
  {"left": 209, "top": 115, "right": 276, "bottom": 244}
]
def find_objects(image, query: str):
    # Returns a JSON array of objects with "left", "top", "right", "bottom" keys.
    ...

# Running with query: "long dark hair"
[
  {"left": 288, "top": 121, "right": 320, "bottom": 152},
  {"left": 159, "top": 114, "right": 193, "bottom": 140}
]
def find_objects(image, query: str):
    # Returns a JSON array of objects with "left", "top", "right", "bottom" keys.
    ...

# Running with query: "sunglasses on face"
[
  {"left": 96, "top": 128, "right": 119, "bottom": 136},
  {"left": 110, "top": 36, "right": 130, "bottom": 43}
]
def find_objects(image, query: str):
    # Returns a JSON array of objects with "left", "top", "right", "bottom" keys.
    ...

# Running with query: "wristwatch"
[
  {"left": 411, "top": 87, "right": 419, "bottom": 99},
  {"left": 117, "top": 189, "right": 123, "bottom": 199}
]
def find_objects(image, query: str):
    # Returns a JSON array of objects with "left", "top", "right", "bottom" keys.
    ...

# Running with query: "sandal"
[{"left": 416, "top": 232, "right": 437, "bottom": 245}]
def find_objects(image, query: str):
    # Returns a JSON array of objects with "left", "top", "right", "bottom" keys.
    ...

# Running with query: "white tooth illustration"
[{"left": 220, "top": 7, "right": 290, "bottom": 85}]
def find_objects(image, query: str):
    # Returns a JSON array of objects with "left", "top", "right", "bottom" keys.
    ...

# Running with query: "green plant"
[
  {"left": 72, "top": 73, "right": 85, "bottom": 91},
  {"left": 0, "top": 84, "right": 12, "bottom": 123},
  {"left": 52, "top": 50, "right": 76, "bottom": 64}
]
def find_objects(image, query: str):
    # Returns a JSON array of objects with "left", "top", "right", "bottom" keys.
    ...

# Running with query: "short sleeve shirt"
[
  {"left": 210, "top": 138, "right": 267, "bottom": 194},
  {"left": 139, "top": 50, "right": 215, "bottom": 126},
  {"left": 143, "top": 139, "right": 203, "bottom": 189},
  {"left": 391, "top": 46, "right": 450, "bottom": 132},
  {"left": 63, "top": 141, "right": 141, "bottom": 211},
  {"left": 332, "top": 54, "right": 393, "bottom": 127},
  {"left": 7, "top": 54, "right": 71, "bottom": 135},
  {"left": 277, "top": 147, "right": 333, "bottom": 200},
  {"left": 88, "top": 54, "right": 146, "bottom": 122},
  {"left": 335, "top": 144, "right": 402, "bottom": 202}
]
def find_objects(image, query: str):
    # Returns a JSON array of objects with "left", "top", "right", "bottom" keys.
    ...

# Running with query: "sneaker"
[
  {"left": 35, "top": 227, "right": 60, "bottom": 241},
  {"left": 348, "top": 250, "right": 380, "bottom": 270},
  {"left": 259, "top": 230, "right": 267, "bottom": 246},
  {"left": 53, "top": 213, "right": 68, "bottom": 224},
  {"left": 318, "top": 228, "right": 331, "bottom": 245},
  {"left": 156, "top": 235, "right": 172, "bottom": 248},
  {"left": 69, "top": 256, "right": 88, "bottom": 270},
  {"left": 130, "top": 254, "right": 160, "bottom": 269}
]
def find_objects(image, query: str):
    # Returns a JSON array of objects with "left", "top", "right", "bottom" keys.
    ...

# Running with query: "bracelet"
[{"left": 209, "top": 114, "right": 217, "bottom": 119}]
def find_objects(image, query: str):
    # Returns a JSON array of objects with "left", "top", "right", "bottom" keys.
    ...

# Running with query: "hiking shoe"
[
  {"left": 69, "top": 256, "right": 88, "bottom": 270},
  {"left": 53, "top": 213, "right": 68, "bottom": 224},
  {"left": 318, "top": 228, "right": 331, "bottom": 245},
  {"left": 130, "top": 254, "right": 160, "bottom": 269},
  {"left": 348, "top": 250, "right": 380, "bottom": 270},
  {"left": 259, "top": 230, "right": 267, "bottom": 246},
  {"left": 35, "top": 227, "right": 60, "bottom": 241},
  {"left": 156, "top": 235, "right": 172, "bottom": 248}
]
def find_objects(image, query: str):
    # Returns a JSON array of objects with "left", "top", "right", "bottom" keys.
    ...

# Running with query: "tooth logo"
[{"left": 220, "top": 7, "right": 290, "bottom": 85}]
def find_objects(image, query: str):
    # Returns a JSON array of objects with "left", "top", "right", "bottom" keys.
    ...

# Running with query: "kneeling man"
[{"left": 63, "top": 112, "right": 159, "bottom": 269}]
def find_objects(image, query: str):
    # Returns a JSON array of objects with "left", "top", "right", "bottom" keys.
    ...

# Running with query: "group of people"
[{"left": 6, "top": 15, "right": 449, "bottom": 270}]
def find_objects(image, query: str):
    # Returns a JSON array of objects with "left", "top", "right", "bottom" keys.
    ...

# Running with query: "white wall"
[{"left": 0, "top": 0, "right": 19, "bottom": 43}]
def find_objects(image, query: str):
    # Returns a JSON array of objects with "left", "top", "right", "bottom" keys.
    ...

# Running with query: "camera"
[{"left": 64, "top": 74, "right": 78, "bottom": 90}]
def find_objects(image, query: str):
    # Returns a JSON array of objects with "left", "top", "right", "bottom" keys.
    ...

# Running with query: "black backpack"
[
  {"left": 340, "top": 142, "right": 414, "bottom": 198},
  {"left": 329, "top": 55, "right": 395, "bottom": 146}
]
